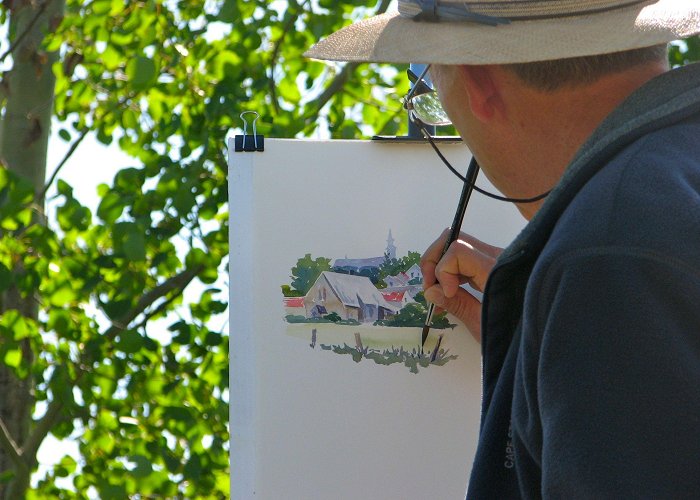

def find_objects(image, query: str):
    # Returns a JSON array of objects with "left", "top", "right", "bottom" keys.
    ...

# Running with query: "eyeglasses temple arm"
[{"left": 405, "top": 65, "right": 433, "bottom": 104}]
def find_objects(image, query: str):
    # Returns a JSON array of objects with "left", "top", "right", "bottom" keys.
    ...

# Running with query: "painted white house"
[
  {"left": 384, "top": 272, "right": 410, "bottom": 288},
  {"left": 304, "top": 271, "right": 398, "bottom": 323},
  {"left": 406, "top": 263, "right": 423, "bottom": 283}
]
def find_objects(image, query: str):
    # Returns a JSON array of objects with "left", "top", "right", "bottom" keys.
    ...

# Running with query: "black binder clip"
[{"left": 235, "top": 111, "right": 264, "bottom": 152}]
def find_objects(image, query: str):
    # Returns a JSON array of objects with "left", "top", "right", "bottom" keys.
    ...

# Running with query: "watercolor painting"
[{"left": 281, "top": 230, "right": 457, "bottom": 373}]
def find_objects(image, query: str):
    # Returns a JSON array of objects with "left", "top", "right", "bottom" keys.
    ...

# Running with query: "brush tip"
[{"left": 420, "top": 324, "right": 431, "bottom": 347}]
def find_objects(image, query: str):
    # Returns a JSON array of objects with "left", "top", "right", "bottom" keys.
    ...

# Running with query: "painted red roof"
[
  {"left": 283, "top": 297, "right": 305, "bottom": 307},
  {"left": 381, "top": 291, "right": 405, "bottom": 302}
]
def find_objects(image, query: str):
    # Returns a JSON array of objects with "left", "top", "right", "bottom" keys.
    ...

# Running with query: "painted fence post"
[
  {"left": 430, "top": 334, "right": 444, "bottom": 363},
  {"left": 354, "top": 333, "right": 363, "bottom": 353}
]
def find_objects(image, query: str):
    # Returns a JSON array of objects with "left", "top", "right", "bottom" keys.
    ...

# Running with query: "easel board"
[{"left": 229, "top": 138, "right": 526, "bottom": 499}]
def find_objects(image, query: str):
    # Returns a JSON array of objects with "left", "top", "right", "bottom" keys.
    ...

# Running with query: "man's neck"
[{"left": 493, "top": 61, "right": 668, "bottom": 220}]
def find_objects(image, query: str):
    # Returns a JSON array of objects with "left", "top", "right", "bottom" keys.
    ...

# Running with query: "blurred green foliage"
[
  {"left": 669, "top": 37, "right": 700, "bottom": 67},
  {"left": 0, "top": 1, "right": 407, "bottom": 497},
  {"left": 234, "top": 0, "right": 408, "bottom": 139}
]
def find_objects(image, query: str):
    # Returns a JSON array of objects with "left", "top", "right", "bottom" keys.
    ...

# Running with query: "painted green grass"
[
  {"left": 286, "top": 323, "right": 457, "bottom": 374},
  {"left": 319, "top": 342, "right": 457, "bottom": 374}
]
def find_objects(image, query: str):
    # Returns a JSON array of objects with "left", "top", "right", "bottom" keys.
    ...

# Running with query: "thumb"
[{"left": 424, "top": 284, "right": 482, "bottom": 343}]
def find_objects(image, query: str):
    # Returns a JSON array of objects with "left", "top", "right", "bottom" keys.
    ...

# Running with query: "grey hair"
[{"left": 505, "top": 44, "right": 668, "bottom": 92}]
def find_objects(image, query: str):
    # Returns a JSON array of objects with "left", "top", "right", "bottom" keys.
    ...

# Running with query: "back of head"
[{"left": 506, "top": 45, "right": 669, "bottom": 92}]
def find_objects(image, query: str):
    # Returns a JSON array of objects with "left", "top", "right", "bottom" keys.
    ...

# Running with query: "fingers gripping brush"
[{"left": 421, "top": 157, "right": 480, "bottom": 351}]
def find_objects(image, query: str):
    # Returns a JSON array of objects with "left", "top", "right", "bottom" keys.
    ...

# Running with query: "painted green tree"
[
  {"left": 0, "top": 0, "right": 697, "bottom": 497},
  {"left": 379, "top": 250, "right": 422, "bottom": 285},
  {"left": 289, "top": 254, "right": 332, "bottom": 296}
]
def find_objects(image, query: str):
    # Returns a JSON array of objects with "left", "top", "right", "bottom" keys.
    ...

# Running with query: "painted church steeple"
[{"left": 386, "top": 230, "right": 396, "bottom": 260}]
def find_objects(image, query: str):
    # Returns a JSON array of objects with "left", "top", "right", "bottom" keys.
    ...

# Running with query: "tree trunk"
[{"left": 0, "top": 0, "right": 65, "bottom": 496}]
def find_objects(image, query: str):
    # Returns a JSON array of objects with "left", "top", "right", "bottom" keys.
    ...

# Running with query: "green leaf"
[
  {"left": 0, "top": 469, "right": 14, "bottom": 484},
  {"left": 113, "top": 222, "right": 147, "bottom": 261},
  {"left": 103, "top": 298, "right": 132, "bottom": 321},
  {"left": 56, "top": 198, "right": 91, "bottom": 231},
  {"left": 1, "top": 310, "right": 33, "bottom": 340},
  {"left": 218, "top": 0, "right": 236, "bottom": 23},
  {"left": 183, "top": 453, "right": 202, "bottom": 479},
  {"left": 4, "top": 348, "right": 22, "bottom": 368},
  {"left": 99, "top": 482, "right": 127, "bottom": 500},
  {"left": 185, "top": 247, "right": 208, "bottom": 268},
  {"left": 116, "top": 330, "right": 144, "bottom": 354},
  {"left": 173, "top": 183, "right": 196, "bottom": 215},
  {"left": 0, "top": 168, "right": 9, "bottom": 190},
  {"left": 124, "top": 231, "right": 146, "bottom": 261},
  {"left": 48, "top": 283, "right": 78, "bottom": 307},
  {"left": 205, "top": 331, "right": 223, "bottom": 346},
  {"left": 128, "top": 455, "right": 153, "bottom": 478},
  {"left": 54, "top": 455, "right": 77, "bottom": 477},
  {"left": 90, "top": 0, "right": 112, "bottom": 16},
  {"left": 126, "top": 56, "right": 157, "bottom": 89},
  {"left": 47, "top": 309, "right": 72, "bottom": 338},
  {"left": 56, "top": 179, "right": 72, "bottom": 196},
  {"left": 97, "top": 191, "right": 125, "bottom": 224},
  {"left": 114, "top": 167, "right": 145, "bottom": 193}
]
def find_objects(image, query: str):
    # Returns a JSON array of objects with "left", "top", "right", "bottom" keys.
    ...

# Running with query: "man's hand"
[{"left": 420, "top": 229, "right": 502, "bottom": 343}]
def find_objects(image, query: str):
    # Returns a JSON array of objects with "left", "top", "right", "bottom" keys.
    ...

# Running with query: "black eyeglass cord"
[{"left": 417, "top": 121, "right": 551, "bottom": 204}]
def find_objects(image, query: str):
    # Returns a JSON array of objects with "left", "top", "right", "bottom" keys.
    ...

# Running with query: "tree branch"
[
  {"left": 131, "top": 285, "right": 183, "bottom": 332},
  {"left": 12, "top": 268, "right": 202, "bottom": 472},
  {"left": 103, "top": 265, "right": 203, "bottom": 339},
  {"left": 343, "top": 86, "right": 402, "bottom": 112},
  {"left": 0, "top": 417, "right": 24, "bottom": 472},
  {"left": 268, "top": 0, "right": 310, "bottom": 115},
  {"left": 376, "top": 105, "right": 407, "bottom": 136},
  {"left": 374, "top": 0, "right": 393, "bottom": 18},
  {"left": 305, "top": 0, "right": 393, "bottom": 121},
  {"left": 309, "top": 62, "right": 358, "bottom": 116},
  {"left": 0, "top": 0, "right": 53, "bottom": 65},
  {"left": 20, "top": 397, "right": 64, "bottom": 466},
  {"left": 38, "top": 127, "right": 89, "bottom": 202},
  {"left": 40, "top": 93, "right": 134, "bottom": 203}
]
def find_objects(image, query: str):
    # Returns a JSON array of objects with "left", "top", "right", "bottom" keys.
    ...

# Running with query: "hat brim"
[{"left": 304, "top": 2, "right": 700, "bottom": 64}]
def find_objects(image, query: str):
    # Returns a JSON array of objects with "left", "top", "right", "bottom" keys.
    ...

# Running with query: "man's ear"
[{"left": 458, "top": 65, "right": 503, "bottom": 122}]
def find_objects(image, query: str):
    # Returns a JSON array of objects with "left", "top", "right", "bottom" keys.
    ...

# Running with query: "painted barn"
[{"left": 304, "top": 271, "right": 398, "bottom": 323}]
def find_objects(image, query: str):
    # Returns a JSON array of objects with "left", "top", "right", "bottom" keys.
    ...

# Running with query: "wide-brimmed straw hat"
[{"left": 305, "top": 0, "right": 700, "bottom": 64}]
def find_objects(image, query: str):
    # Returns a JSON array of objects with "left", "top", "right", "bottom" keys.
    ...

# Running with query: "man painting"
[{"left": 307, "top": 1, "right": 700, "bottom": 497}]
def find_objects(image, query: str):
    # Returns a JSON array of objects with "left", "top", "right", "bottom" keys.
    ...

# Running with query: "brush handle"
[{"left": 421, "top": 157, "right": 480, "bottom": 347}]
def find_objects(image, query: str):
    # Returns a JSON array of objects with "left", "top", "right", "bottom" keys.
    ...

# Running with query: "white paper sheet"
[{"left": 229, "top": 139, "right": 526, "bottom": 500}]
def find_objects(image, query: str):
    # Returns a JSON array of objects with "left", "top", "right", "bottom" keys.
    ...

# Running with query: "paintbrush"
[{"left": 421, "top": 157, "right": 480, "bottom": 349}]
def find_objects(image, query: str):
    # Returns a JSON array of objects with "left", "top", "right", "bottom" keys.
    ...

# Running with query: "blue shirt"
[{"left": 467, "top": 63, "right": 700, "bottom": 499}]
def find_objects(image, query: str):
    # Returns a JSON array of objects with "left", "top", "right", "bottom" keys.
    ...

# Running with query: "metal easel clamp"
[{"left": 235, "top": 111, "right": 265, "bottom": 152}]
